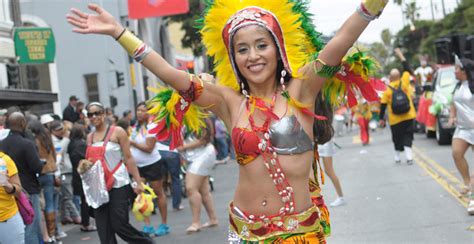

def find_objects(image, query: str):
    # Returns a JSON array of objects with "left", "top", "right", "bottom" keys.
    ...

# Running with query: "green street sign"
[{"left": 14, "top": 27, "right": 56, "bottom": 63}]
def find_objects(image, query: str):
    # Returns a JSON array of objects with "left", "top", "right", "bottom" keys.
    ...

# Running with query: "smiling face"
[
  {"left": 232, "top": 25, "right": 278, "bottom": 88},
  {"left": 87, "top": 105, "right": 105, "bottom": 128}
]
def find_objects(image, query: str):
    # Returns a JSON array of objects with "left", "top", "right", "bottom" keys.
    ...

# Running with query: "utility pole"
[
  {"left": 10, "top": 0, "right": 22, "bottom": 26},
  {"left": 9, "top": 0, "right": 27, "bottom": 89},
  {"left": 430, "top": 0, "right": 435, "bottom": 21},
  {"left": 441, "top": 0, "right": 447, "bottom": 17}
]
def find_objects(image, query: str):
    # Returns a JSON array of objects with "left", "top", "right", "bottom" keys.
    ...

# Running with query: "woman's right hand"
[{"left": 66, "top": 4, "right": 123, "bottom": 38}]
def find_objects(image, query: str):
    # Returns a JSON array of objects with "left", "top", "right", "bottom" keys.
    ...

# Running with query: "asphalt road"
[{"left": 61, "top": 126, "right": 474, "bottom": 243}]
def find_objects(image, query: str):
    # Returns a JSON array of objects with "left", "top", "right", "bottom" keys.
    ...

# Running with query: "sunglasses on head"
[{"left": 87, "top": 111, "right": 104, "bottom": 118}]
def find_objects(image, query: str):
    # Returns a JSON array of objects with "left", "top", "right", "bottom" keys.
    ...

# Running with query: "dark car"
[{"left": 429, "top": 65, "right": 457, "bottom": 145}]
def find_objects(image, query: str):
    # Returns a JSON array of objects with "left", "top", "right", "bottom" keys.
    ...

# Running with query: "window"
[
  {"left": 0, "top": 0, "right": 13, "bottom": 25},
  {"left": 84, "top": 73, "right": 99, "bottom": 102}
]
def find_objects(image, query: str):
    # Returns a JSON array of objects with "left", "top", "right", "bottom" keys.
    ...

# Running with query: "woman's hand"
[
  {"left": 66, "top": 4, "right": 123, "bottom": 38},
  {"left": 448, "top": 117, "right": 457, "bottom": 127},
  {"left": 132, "top": 181, "right": 145, "bottom": 195}
]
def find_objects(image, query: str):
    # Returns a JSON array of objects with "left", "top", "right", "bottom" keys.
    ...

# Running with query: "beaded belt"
[{"left": 228, "top": 202, "right": 322, "bottom": 241}]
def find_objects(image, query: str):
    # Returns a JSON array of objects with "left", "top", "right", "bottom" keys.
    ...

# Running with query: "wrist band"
[
  {"left": 313, "top": 59, "right": 341, "bottom": 78},
  {"left": 357, "top": 4, "right": 377, "bottom": 21},
  {"left": 358, "top": 0, "right": 388, "bottom": 21},
  {"left": 114, "top": 28, "right": 126, "bottom": 41},
  {"left": 116, "top": 29, "right": 151, "bottom": 63}
]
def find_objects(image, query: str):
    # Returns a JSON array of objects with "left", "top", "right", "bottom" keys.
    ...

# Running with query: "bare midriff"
[{"left": 233, "top": 151, "right": 313, "bottom": 216}]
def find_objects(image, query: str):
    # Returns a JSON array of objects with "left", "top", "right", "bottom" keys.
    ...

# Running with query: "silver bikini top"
[
  {"left": 453, "top": 80, "right": 474, "bottom": 129},
  {"left": 269, "top": 115, "right": 314, "bottom": 155}
]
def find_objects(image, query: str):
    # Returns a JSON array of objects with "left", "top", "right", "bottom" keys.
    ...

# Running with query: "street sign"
[
  {"left": 128, "top": 0, "right": 189, "bottom": 19},
  {"left": 13, "top": 27, "right": 56, "bottom": 64}
]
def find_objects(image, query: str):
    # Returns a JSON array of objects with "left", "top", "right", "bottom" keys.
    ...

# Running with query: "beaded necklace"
[{"left": 244, "top": 91, "right": 296, "bottom": 222}]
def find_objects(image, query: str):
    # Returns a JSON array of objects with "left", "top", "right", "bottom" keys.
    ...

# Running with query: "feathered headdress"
[{"left": 199, "top": 0, "right": 382, "bottom": 107}]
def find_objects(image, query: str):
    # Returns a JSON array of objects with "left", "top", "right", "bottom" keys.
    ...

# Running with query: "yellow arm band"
[
  {"left": 117, "top": 29, "right": 143, "bottom": 56},
  {"left": 361, "top": 0, "right": 388, "bottom": 17}
]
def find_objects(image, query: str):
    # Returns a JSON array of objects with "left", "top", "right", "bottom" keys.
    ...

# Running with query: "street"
[{"left": 62, "top": 127, "right": 474, "bottom": 244}]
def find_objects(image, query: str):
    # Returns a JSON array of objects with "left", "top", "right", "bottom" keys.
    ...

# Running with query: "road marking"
[
  {"left": 413, "top": 146, "right": 468, "bottom": 208},
  {"left": 413, "top": 146, "right": 464, "bottom": 187}
]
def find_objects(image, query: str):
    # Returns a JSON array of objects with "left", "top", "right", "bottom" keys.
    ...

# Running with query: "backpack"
[{"left": 388, "top": 81, "right": 411, "bottom": 115}]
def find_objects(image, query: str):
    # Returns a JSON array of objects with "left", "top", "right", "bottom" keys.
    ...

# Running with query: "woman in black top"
[{"left": 67, "top": 124, "right": 96, "bottom": 232}]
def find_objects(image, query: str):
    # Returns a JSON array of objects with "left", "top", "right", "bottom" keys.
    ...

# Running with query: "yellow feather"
[{"left": 201, "top": 0, "right": 315, "bottom": 91}]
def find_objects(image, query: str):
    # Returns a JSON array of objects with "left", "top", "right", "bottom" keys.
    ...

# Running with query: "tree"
[
  {"left": 403, "top": 1, "right": 421, "bottom": 30},
  {"left": 168, "top": 0, "right": 203, "bottom": 57}
]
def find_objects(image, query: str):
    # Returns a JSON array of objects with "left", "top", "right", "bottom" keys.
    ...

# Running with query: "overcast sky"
[{"left": 309, "top": 0, "right": 460, "bottom": 44}]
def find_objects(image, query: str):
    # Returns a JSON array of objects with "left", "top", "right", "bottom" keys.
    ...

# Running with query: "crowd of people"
[{"left": 0, "top": 93, "right": 238, "bottom": 243}]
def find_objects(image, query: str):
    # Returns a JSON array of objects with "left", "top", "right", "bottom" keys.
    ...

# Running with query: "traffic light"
[
  {"left": 6, "top": 64, "right": 20, "bottom": 87},
  {"left": 116, "top": 71, "right": 125, "bottom": 87},
  {"left": 110, "top": 95, "right": 118, "bottom": 108}
]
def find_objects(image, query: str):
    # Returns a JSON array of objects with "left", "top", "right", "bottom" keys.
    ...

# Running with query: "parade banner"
[
  {"left": 13, "top": 27, "right": 56, "bottom": 64},
  {"left": 128, "top": 0, "right": 189, "bottom": 19}
]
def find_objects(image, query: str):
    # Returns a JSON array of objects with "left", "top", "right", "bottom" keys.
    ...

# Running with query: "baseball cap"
[{"left": 40, "top": 114, "right": 55, "bottom": 125}]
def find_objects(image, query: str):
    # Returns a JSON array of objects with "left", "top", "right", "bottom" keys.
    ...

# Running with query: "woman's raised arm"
[
  {"left": 66, "top": 4, "right": 228, "bottom": 115},
  {"left": 300, "top": 0, "right": 388, "bottom": 100}
]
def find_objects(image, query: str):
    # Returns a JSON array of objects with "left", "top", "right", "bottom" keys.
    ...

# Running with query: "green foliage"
[
  {"left": 168, "top": 0, "right": 204, "bottom": 56},
  {"left": 383, "top": 0, "right": 473, "bottom": 73}
]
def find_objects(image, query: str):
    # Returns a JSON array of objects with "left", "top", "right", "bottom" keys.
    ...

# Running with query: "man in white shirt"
[{"left": 414, "top": 60, "right": 433, "bottom": 86}]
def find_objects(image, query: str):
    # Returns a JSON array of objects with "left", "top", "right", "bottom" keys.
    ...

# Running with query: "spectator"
[
  {"left": 29, "top": 120, "right": 58, "bottom": 243},
  {"left": 379, "top": 48, "right": 417, "bottom": 165},
  {"left": 414, "top": 59, "right": 433, "bottom": 86},
  {"left": 50, "top": 120, "right": 81, "bottom": 225},
  {"left": 0, "top": 151, "right": 24, "bottom": 244},
  {"left": 76, "top": 101, "right": 85, "bottom": 121},
  {"left": 0, "top": 112, "right": 44, "bottom": 244},
  {"left": 63, "top": 95, "right": 80, "bottom": 123},
  {"left": 68, "top": 124, "right": 97, "bottom": 232},
  {"left": 214, "top": 117, "right": 230, "bottom": 164},
  {"left": 0, "top": 109, "right": 7, "bottom": 129},
  {"left": 122, "top": 110, "right": 134, "bottom": 125},
  {"left": 157, "top": 140, "right": 183, "bottom": 212}
]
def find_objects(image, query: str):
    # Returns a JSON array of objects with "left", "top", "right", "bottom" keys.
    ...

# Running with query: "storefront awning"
[{"left": 0, "top": 88, "right": 57, "bottom": 106}]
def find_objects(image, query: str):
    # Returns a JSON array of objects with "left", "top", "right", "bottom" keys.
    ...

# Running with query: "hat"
[
  {"left": 69, "top": 95, "right": 78, "bottom": 101},
  {"left": 49, "top": 120, "right": 64, "bottom": 131},
  {"left": 40, "top": 114, "right": 54, "bottom": 125},
  {"left": 0, "top": 109, "right": 6, "bottom": 116}
]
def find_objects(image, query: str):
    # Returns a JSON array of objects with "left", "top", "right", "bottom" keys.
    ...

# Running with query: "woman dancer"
[
  {"left": 179, "top": 118, "right": 218, "bottom": 233},
  {"left": 67, "top": 1, "right": 387, "bottom": 242},
  {"left": 448, "top": 56, "right": 474, "bottom": 214},
  {"left": 130, "top": 102, "right": 169, "bottom": 236},
  {"left": 84, "top": 102, "right": 152, "bottom": 244}
]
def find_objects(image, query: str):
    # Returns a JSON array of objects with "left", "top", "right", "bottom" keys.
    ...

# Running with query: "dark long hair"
[
  {"left": 69, "top": 124, "right": 86, "bottom": 141},
  {"left": 313, "top": 92, "right": 334, "bottom": 145},
  {"left": 462, "top": 58, "right": 474, "bottom": 94},
  {"left": 28, "top": 120, "right": 55, "bottom": 154}
]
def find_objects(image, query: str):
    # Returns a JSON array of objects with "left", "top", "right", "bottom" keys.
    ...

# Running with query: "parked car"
[{"left": 428, "top": 65, "right": 457, "bottom": 145}]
